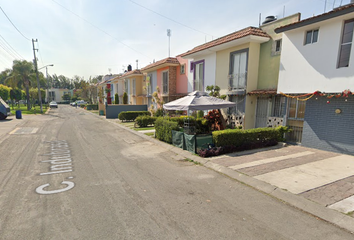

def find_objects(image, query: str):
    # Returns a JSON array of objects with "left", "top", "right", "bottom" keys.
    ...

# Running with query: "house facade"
[
  {"left": 276, "top": 3, "right": 354, "bottom": 154},
  {"left": 141, "top": 57, "right": 189, "bottom": 109},
  {"left": 181, "top": 27, "right": 270, "bottom": 129},
  {"left": 249, "top": 14, "right": 300, "bottom": 130}
]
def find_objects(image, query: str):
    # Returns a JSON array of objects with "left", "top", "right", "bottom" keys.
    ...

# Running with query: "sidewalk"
[{"left": 86, "top": 110, "right": 354, "bottom": 233}]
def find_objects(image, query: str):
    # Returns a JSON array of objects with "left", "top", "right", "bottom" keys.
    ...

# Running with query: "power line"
[
  {"left": 0, "top": 41, "right": 18, "bottom": 60},
  {"left": 0, "top": 34, "right": 24, "bottom": 59},
  {"left": 128, "top": 0, "right": 214, "bottom": 37},
  {"left": 50, "top": 0, "right": 151, "bottom": 59},
  {"left": 0, "top": 6, "right": 30, "bottom": 41}
]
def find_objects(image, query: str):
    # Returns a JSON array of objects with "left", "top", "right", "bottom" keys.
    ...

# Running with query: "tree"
[
  {"left": 114, "top": 93, "right": 119, "bottom": 104},
  {"left": 5, "top": 60, "right": 35, "bottom": 110},
  {"left": 9, "top": 88, "right": 22, "bottom": 109},
  {"left": 0, "top": 84, "right": 10, "bottom": 101},
  {"left": 123, "top": 92, "right": 128, "bottom": 104},
  {"left": 62, "top": 93, "right": 71, "bottom": 102},
  {"left": 150, "top": 86, "right": 164, "bottom": 116},
  {"left": 206, "top": 85, "right": 226, "bottom": 100}
]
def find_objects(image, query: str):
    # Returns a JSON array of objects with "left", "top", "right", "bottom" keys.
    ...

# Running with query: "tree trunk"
[{"left": 25, "top": 80, "right": 31, "bottom": 110}]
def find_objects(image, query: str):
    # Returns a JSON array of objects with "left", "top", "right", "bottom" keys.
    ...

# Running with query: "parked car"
[
  {"left": 49, "top": 101, "right": 58, "bottom": 108},
  {"left": 76, "top": 100, "right": 87, "bottom": 106},
  {"left": 0, "top": 97, "right": 10, "bottom": 120}
]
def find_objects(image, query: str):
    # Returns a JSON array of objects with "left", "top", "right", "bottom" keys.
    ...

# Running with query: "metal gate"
[{"left": 255, "top": 97, "right": 269, "bottom": 128}]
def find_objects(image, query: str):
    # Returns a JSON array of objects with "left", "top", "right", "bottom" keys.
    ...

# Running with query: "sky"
[{"left": 0, "top": 0, "right": 352, "bottom": 80}]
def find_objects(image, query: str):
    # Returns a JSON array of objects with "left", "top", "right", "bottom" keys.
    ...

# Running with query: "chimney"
[{"left": 127, "top": 65, "right": 132, "bottom": 71}]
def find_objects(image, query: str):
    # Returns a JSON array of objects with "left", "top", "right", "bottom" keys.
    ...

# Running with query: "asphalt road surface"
[{"left": 0, "top": 105, "right": 353, "bottom": 240}]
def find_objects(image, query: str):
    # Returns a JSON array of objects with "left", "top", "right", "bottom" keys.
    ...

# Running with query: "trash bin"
[
  {"left": 16, "top": 110, "right": 22, "bottom": 119},
  {"left": 99, "top": 110, "right": 104, "bottom": 116}
]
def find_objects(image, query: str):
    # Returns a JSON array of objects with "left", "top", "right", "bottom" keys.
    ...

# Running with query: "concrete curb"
[{"left": 86, "top": 111, "right": 354, "bottom": 234}]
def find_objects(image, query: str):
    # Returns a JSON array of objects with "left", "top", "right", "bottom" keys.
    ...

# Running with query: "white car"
[
  {"left": 49, "top": 101, "right": 58, "bottom": 108},
  {"left": 76, "top": 100, "right": 87, "bottom": 106}
]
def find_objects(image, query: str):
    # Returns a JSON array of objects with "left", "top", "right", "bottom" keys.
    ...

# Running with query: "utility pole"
[{"left": 32, "top": 39, "right": 43, "bottom": 113}]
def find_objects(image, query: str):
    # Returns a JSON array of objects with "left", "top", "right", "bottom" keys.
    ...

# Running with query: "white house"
[{"left": 275, "top": 3, "right": 354, "bottom": 154}]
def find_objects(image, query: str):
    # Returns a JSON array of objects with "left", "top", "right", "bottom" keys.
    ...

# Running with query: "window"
[
  {"left": 162, "top": 71, "right": 168, "bottom": 94},
  {"left": 146, "top": 74, "right": 152, "bottom": 95},
  {"left": 193, "top": 61, "right": 204, "bottom": 91},
  {"left": 180, "top": 64, "right": 186, "bottom": 74},
  {"left": 132, "top": 79, "right": 136, "bottom": 95},
  {"left": 271, "top": 96, "right": 286, "bottom": 117},
  {"left": 305, "top": 29, "right": 319, "bottom": 45},
  {"left": 229, "top": 50, "right": 248, "bottom": 90},
  {"left": 338, "top": 19, "right": 354, "bottom": 68},
  {"left": 124, "top": 79, "right": 128, "bottom": 93},
  {"left": 275, "top": 39, "right": 282, "bottom": 52},
  {"left": 288, "top": 98, "right": 306, "bottom": 119},
  {"left": 228, "top": 95, "right": 245, "bottom": 115}
]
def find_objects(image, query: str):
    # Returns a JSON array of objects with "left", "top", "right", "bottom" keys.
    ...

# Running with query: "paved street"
[{"left": 0, "top": 105, "right": 353, "bottom": 239}]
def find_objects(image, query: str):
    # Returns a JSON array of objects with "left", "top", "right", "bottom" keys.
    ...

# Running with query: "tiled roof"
[
  {"left": 247, "top": 89, "right": 277, "bottom": 95},
  {"left": 180, "top": 27, "right": 269, "bottom": 57},
  {"left": 275, "top": 3, "right": 354, "bottom": 33},
  {"left": 120, "top": 69, "right": 143, "bottom": 78},
  {"left": 141, "top": 57, "right": 180, "bottom": 71}
]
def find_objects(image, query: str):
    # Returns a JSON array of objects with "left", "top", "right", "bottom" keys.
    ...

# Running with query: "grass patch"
[
  {"left": 10, "top": 105, "right": 48, "bottom": 115},
  {"left": 184, "top": 158, "right": 201, "bottom": 165},
  {"left": 144, "top": 132, "right": 155, "bottom": 137},
  {"left": 346, "top": 211, "right": 354, "bottom": 217},
  {"left": 133, "top": 126, "right": 155, "bottom": 131}
]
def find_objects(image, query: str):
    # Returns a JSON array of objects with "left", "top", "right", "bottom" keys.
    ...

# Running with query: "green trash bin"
[{"left": 99, "top": 110, "right": 104, "bottom": 116}]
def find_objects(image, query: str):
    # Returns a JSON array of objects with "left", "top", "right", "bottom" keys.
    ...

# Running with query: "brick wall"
[
  {"left": 168, "top": 66, "right": 177, "bottom": 96},
  {"left": 302, "top": 95, "right": 354, "bottom": 155}
]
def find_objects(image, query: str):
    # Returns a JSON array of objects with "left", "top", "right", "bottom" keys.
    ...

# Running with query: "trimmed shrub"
[
  {"left": 135, "top": 115, "right": 157, "bottom": 127},
  {"left": 212, "top": 126, "right": 289, "bottom": 147},
  {"left": 167, "top": 116, "right": 210, "bottom": 134},
  {"left": 114, "top": 93, "right": 119, "bottom": 104},
  {"left": 118, "top": 111, "right": 150, "bottom": 121},
  {"left": 86, "top": 104, "right": 98, "bottom": 110},
  {"left": 155, "top": 117, "right": 180, "bottom": 143},
  {"left": 123, "top": 92, "right": 128, "bottom": 104}
]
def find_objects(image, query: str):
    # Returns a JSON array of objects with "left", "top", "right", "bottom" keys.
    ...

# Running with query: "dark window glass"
[
  {"left": 305, "top": 31, "right": 312, "bottom": 44},
  {"left": 313, "top": 29, "right": 319, "bottom": 43},
  {"left": 338, "top": 19, "right": 354, "bottom": 68},
  {"left": 275, "top": 39, "right": 282, "bottom": 52}
]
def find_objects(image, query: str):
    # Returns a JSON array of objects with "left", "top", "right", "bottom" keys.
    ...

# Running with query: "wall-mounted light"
[{"left": 335, "top": 108, "right": 342, "bottom": 114}]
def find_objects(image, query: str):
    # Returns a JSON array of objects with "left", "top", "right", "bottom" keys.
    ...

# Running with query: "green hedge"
[
  {"left": 118, "top": 111, "right": 151, "bottom": 121},
  {"left": 135, "top": 115, "right": 157, "bottom": 127},
  {"left": 212, "top": 126, "right": 289, "bottom": 147},
  {"left": 86, "top": 104, "right": 98, "bottom": 110},
  {"left": 155, "top": 117, "right": 180, "bottom": 143},
  {"left": 167, "top": 116, "right": 209, "bottom": 134}
]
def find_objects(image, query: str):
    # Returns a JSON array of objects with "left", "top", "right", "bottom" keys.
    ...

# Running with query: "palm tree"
[{"left": 5, "top": 60, "right": 35, "bottom": 110}]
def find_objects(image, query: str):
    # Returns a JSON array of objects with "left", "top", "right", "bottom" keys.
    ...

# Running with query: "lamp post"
[{"left": 38, "top": 64, "right": 54, "bottom": 104}]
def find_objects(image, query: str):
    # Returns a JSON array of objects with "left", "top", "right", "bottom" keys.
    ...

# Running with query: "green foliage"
[
  {"left": 206, "top": 85, "right": 221, "bottom": 97},
  {"left": 62, "top": 93, "right": 71, "bottom": 102},
  {"left": 0, "top": 84, "right": 10, "bottom": 100},
  {"left": 212, "top": 126, "right": 290, "bottom": 147},
  {"left": 10, "top": 88, "right": 22, "bottom": 102},
  {"left": 154, "top": 117, "right": 180, "bottom": 143},
  {"left": 165, "top": 116, "right": 210, "bottom": 134},
  {"left": 135, "top": 115, "right": 157, "bottom": 127},
  {"left": 154, "top": 108, "right": 164, "bottom": 117},
  {"left": 118, "top": 111, "right": 151, "bottom": 121},
  {"left": 86, "top": 104, "right": 98, "bottom": 110},
  {"left": 197, "top": 110, "right": 204, "bottom": 118},
  {"left": 123, "top": 92, "right": 128, "bottom": 104},
  {"left": 114, "top": 93, "right": 119, "bottom": 104}
]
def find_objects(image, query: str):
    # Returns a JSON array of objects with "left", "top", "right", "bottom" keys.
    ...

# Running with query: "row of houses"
[{"left": 98, "top": 3, "right": 354, "bottom": 155}]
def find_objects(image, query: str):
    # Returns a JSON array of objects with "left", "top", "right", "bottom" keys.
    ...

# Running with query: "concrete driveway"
[{"left": 210, "top": 145, "right": 354, "bottom": 214}]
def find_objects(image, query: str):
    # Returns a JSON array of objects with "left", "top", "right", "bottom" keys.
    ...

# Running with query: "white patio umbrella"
[{"left": 163, "top": 91, "right": 235, "bottom": 111}]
